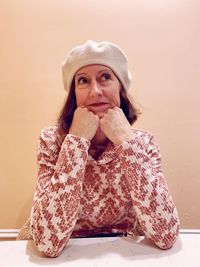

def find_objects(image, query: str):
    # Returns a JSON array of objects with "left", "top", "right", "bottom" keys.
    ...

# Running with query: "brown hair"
[{"left": 57, "top": 79, "right": 140, "bottom": 138}]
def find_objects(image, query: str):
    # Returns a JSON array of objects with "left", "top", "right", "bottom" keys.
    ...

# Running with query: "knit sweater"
[{"left": 30, "top": 125, "right": 180, "bottom": 257}]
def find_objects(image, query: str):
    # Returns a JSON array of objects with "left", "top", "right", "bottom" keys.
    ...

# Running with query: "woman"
[{"left": 29, "top": 40, "right": 180, "bottom": 257}]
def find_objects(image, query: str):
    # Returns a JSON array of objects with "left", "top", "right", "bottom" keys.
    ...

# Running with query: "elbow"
[
  {"left": 30, "top": 211, "right": 75, "bottom": 257},
  {"left": 154, "top": 223, "right": 180, "bottom": 250},
  {"left": 42, "top": 248, "right": 62, "bottom": 258},
  {"left": 32, "top": 243, "right": 63, "bottom": 258},
  {"left": 147, "top": 214, "right": 181, "bottom": 250},
  {"left": 156, "top": 236, "right": 178, "bottom": 250},
  {"left": 33, "top": 232, "right": 68, "bottom": 257},
  {"left": 30, "top": 223, "right": 68, "bottom": 258},
  {"left": 32, "top": 234, "right": 68, "bottom": 258}
]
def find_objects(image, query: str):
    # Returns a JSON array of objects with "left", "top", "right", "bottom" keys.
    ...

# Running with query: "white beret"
[{"left": 62, "top": 40, "right": 132, "bottom": 91}]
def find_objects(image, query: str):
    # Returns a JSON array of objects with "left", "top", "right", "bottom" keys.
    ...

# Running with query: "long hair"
[{"left": 57, "top": 79, "right": 140, "bottom": 139}]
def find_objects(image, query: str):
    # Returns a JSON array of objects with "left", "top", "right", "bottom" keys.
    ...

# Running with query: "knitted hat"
[{"left": 62, "top": 40, "right": 132, "bottom": 92}]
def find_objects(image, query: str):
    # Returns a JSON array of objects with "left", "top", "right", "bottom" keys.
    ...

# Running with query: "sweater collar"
[{"left": 87, "top": 141, "right": 118, "bottom": 164}]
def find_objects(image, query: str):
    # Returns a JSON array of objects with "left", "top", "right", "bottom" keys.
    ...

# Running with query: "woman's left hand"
[{"left": 100, "top": 107, "right": 133, "bottom": 145}]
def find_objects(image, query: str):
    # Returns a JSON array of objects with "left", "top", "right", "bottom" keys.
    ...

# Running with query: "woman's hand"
[
  {"left": 69, "top": 107, "right": 99, "bottom": 140},
  {"left": 100, "top": 107, "right": 133, "bottom": 145}
]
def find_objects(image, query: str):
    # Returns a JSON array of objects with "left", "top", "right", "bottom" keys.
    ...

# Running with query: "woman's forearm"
[
  {"left": 30, "top": 132, "right": 90, "bottom": 257},
  {"left": 116, "top": 132, "right": 180, "bottom": 249}
]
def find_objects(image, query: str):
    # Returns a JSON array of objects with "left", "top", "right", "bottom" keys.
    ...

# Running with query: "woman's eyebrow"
[
  {"left": 75, "top": 72, "right": 87, "bottom": 77},
  {"left": 98, "top": 69, "right": 112, "bottom": 74},
  {"left": 76, "top": 68, "right": 112, "bottom": 77}
]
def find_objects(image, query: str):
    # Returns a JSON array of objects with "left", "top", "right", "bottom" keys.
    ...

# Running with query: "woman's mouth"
[
  {"left": 89, "top": 103, "right": 108, "bottom": 106},
  {"left": 87, "top": 103, "right": 110, "bottom": 112}
]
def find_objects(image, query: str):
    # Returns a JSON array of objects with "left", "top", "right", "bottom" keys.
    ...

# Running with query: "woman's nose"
[{"left": 89, "top": 81, "right": 103, "bottom": 97}]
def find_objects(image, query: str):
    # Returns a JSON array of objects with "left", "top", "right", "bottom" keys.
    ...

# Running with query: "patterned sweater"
[{"left": 30, "top": 125, "right": 180, "bottom": 257}]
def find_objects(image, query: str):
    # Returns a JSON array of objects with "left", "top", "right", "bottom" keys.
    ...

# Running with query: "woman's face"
[{"left": 74, "top": 64, "right": 121, "bottom": 117}]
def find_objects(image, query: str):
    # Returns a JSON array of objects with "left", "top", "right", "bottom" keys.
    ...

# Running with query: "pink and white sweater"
[{"left": 30, "top": 125, "right": 180, "bottom": 257}]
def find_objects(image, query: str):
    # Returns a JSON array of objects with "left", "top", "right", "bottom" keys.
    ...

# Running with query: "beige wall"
[{"left": 0, "top": 0, "right": 199, "bottom": 229}]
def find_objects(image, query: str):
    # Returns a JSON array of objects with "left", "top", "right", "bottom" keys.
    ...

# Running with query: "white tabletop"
[{"left": 0, "top": 234, "right": 199, "bottom": 267}]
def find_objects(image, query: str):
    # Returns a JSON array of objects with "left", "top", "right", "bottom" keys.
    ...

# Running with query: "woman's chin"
[{"left": 87, "top": 104, "right": 111, "bottom": 116}]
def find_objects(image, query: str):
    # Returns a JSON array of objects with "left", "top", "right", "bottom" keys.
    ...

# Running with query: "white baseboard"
[
  {"left": 0, "top": 229, "right": 200, "bottom": 239},
  {"left": 0, "top": 229, "right": 19, "bottom": 239},
  {"left": 179, "top": 229, "right": 200, "bottom": 234}
]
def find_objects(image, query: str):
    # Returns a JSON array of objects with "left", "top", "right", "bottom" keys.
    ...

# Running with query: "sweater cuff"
[
  {"left": 66, "top": 134, "right": 91, "bottom": 148},
  {"left": 56, "top": 134, "right": 91, "bottom": 170},
  {"left": 115, "top": 138, "right": 148, "bottom": 165}
]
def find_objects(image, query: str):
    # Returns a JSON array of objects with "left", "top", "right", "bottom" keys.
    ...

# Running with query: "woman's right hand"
[{"left": 69, "top": 107, "right": 99, "bottom": 140}]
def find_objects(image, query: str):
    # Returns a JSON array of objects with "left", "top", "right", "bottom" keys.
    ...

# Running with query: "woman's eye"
[
  {"left": 78, "top": 77, "right": 88, "bottom": 85},
  {"left": 101, "top": 73, "right": 111, "bottom": 81}
]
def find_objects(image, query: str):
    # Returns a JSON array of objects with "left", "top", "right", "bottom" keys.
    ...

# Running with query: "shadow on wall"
[{"left": 16, "top": 194, "right": 34, "bottom": 229}]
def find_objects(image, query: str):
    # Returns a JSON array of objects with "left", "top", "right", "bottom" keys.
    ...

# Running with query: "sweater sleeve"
[
  {"left": 30, "top": 127, "right": 90, "bottom": 257},
  {"left": 116, "top": 131, "right": 180, "bottom": 249}
]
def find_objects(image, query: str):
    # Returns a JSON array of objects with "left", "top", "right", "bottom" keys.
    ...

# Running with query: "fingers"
[
  {"left": 70, "top": 105, "right": 100, "bottom": 140},
  {"left": 104, "top": 106, "right": 120, "bottom": 113},
  {"left": 77, "top": 105, "right": 100, "bottom": 120},
  {"left": 100, "top": 107, "right": 120, "bottom": 119},
  {"left": 77, "top": 105, "right": 99, "bottom": 120},
  {"left": 77, "top": 104, "right": 86, "bottom": 110}
]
